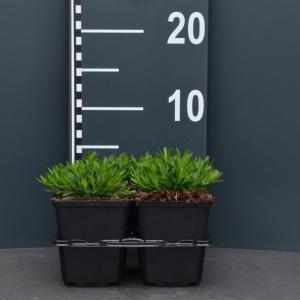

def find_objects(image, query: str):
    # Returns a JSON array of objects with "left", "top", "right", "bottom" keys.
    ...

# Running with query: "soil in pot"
[{"left": 54, "top": 199, "right": 130, "bottom": 287}]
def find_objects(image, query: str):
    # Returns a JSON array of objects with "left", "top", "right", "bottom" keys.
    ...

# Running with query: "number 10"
[{"left": 168, "top": 90, "right": 204, "bottom": 122}]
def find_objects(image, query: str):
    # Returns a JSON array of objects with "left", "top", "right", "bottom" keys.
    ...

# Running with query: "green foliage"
[
  {"left": 131, "top": 148, "right": 222, "bottom": 192},
  {"left": 38, "top": 152, "right": 133, "bottom": 197},
  {"left": 38, "top": 149, "right": 222, "bottom": 198}
]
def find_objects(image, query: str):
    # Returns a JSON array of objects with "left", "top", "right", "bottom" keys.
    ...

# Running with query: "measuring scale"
[{"left": 70, "top": 0, "right": 209, "bottom": 161}]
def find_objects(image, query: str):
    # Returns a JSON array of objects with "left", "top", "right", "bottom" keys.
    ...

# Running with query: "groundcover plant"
[
  {"left": 39, "top": 148, "right": 222, "bottom": 201},
  {"left": 38, "top": 152, "right": 133, "bottom": 198},
  {"left": 131, "top": 148, "right": 222, "bottom": 201}
]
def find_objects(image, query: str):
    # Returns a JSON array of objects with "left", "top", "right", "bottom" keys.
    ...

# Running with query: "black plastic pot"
[
  {"left": 136, "top": 201, "right": 211, "bottom": 286},
  {"left": 54, "top": 200, "right": 130, "bottom": 287}
]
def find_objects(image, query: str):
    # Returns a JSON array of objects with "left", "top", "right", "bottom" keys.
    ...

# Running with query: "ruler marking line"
[
  {"left": 82, "top": 29, "right": 144, "bottom": 34},
  {"left": 80, "top": 68, "right": 120, "bottom": 73},
  {"left": 82, "top": 107, "right": 144, "bottom": 111},
  {"left": 77, "top": 145, "right": 120, "bottom": 153}
]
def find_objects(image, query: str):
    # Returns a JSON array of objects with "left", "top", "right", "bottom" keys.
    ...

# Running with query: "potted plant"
[
  {"left": 38, "top": 152, "right": 133, "bottom": 286},
  {"left": 132, "top": 148, "right": 222, "bottom": 286}
]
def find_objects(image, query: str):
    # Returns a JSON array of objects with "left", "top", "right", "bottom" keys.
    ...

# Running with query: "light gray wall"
[{"left": 0, "top": 0, "right": 299, "bottom": 251}]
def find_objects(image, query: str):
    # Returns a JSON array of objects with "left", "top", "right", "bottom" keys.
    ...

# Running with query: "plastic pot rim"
[
  {"left": 52, "top": 199, "right": 132, "bottom": 207},
  {"left": 136, "top": 201, "right": 212, "bottom": 208}
]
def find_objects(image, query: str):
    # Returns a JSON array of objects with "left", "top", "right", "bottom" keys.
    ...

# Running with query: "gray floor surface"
[{"left": 0, "top": 247, "right": 299, "bottom": 300}]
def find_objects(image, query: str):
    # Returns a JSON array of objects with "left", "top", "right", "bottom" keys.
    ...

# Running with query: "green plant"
[
  {"left": 38, "top": 152, "right": 133, "bottom": 197},
  {"left": 114, "top": 153, "right": 136, "bottom": 180},
  {"left": 131, "top": 148, "right": 222, "bottom": 192}
]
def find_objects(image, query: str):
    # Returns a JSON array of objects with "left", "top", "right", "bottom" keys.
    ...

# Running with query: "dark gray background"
[
  {"left": 79, "top": 0, "right": 208, "bottom": 155},
  {"left": 0, "top": 0, "right": 299, "bottom": 251}
]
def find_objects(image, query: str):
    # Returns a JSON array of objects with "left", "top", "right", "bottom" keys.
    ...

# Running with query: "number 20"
[{"left": 168, "top": 12, "right": 205, "bottom": 45}]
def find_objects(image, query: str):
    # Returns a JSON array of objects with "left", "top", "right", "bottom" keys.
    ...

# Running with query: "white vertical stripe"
[
  {"left": 76, "top": 52, "right": 82, "bottom": 61},
  {"left": 76, "top": 84, "right": 82, "bottom": 92},
  {"left": 76, "top": 69, "right": 82, "bottom": 77},
  {"left": 76, "top": 37, "right": 82, "bottom": 45},
  {"left": 71, "top": 0, "right": 75, "bottom": 162},
  {"left": 76, "top": 130, "right": 82, "bottom": 138},
  {"left": 75, "top": 5, "right": 81, "bottom": 14},
  {"left": 76, "top": 21, "right": 82, "bottom": 30},
  {"left": 76, "top": 99, "right": 82, "bottom": 107},
  {"left": 76, "top": 115, "right": 82, "bottom": 123}
]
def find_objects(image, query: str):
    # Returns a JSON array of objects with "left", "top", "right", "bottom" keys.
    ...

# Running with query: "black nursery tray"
[{"left": 55, "top": 238, "right": 212, "bottom": 248}]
